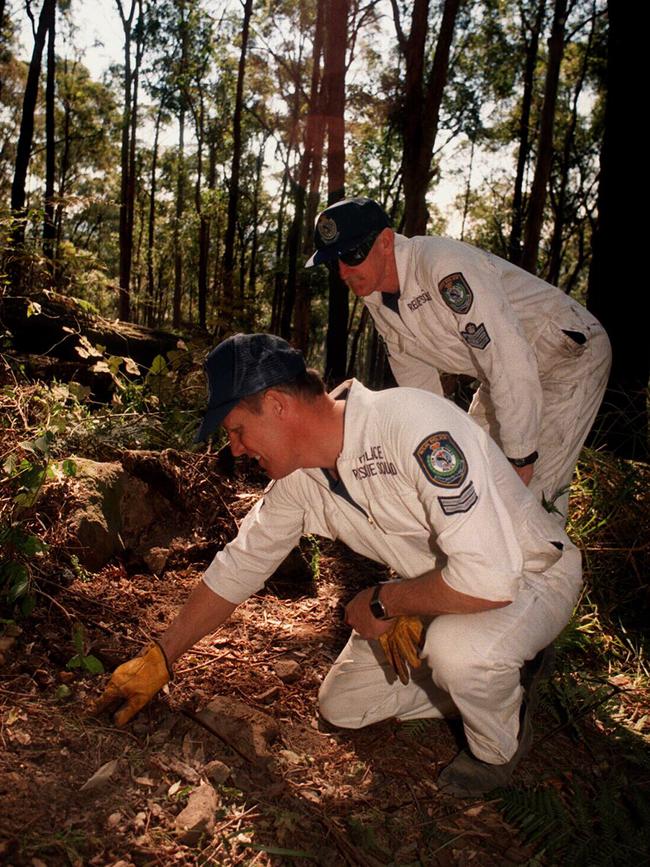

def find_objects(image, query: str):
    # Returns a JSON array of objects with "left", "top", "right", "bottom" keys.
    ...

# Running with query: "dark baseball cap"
[
  {"left": 195, "top": 333, "right": 307, "bottom": 442},
  {"left": 305, "top": 197, "right": 391, "bottom": 267}
]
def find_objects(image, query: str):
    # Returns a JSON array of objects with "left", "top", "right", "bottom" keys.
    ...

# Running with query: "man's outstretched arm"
[
  {"left": 92, "top": 582, "right": 237, "bottom": 726},
  {"left": 159, "top": 581, "right": 238, "bottom": 664}
]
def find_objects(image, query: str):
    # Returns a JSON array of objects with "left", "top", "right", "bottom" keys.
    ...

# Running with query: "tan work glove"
[
  {"left": 90, "top": 642, "right": 172, "bottom": 726},
  {"left": 378, "top": 616, "right": 423, "bottom": 685}
]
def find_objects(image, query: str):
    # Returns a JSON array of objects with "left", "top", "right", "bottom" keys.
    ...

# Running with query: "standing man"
[
  {"left": 306, "top": 197, "right": 611, "bottom": 519},
  {"left": 94, "top": 333, "right": 582, "bottom": 798}
]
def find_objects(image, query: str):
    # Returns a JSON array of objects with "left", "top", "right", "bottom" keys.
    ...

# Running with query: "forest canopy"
[{"left": 0, "top": 0, "right": 646, "bottom": 450}]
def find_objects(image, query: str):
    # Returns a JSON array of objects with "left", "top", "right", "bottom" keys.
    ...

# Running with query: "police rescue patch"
[
  {"left": 414, "top": 432, "right": 468, "bottom": 488},
  {"left": 461, "top": 322, "right": 491, "bottom": 350},
  {"left": 439, "top": 272, "right": 473, "bottom": 314}
]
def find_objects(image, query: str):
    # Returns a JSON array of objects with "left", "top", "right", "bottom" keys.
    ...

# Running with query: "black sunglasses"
[{"left": 332, "top": 232, "right": 380, "bottom": 268}]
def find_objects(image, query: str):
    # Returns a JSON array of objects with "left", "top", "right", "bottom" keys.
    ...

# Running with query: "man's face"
[
  {"left": 337, "top": 230, "right": 393, "bottom": 297},
  {"left": 222, "top": 397, "right": 295, "bottom": 480}
]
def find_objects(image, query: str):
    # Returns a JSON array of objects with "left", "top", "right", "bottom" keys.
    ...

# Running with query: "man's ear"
[{"left": 264, "top": 388, "right": 291, "bottom": 418}]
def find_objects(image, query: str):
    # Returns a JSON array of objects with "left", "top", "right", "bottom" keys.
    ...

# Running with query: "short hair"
[{"left": 238, "top": 368, "right": 326, "bottom": 414}]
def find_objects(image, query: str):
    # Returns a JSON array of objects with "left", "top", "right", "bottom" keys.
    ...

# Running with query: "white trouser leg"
[
  {"left": 530, "top": 328, "right": 611, "bottom": 520},
  {"left": 318, "top": 631, "right": 458, "bottom": 729},
  {"left": 470, "top": 328, "right": 611, "bottom": 523},
  {"left": 319, "top": 546, "right": 581, "bottom": 764}
]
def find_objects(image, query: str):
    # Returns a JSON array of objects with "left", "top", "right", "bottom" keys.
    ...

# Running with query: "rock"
[
  {"left": 203, "top": 760, "right": 231, "bottom": 785},
  {"left": 174, "top": 782, "right": 219, "bottom": 846},
  {"left": 143, "top": 546, "right": 169, "bottom": 574},
  {"left": 66, "top": 459, "right": 126, "bottom": 569},
  {"left": 0, "top": 636, "right": 17, "bottom": 653},
  {"left": 164, "top": 757, "right": 201, "bottom": 785},
  {"left": 273, "top": 658, "right": 302, "bottom": 683},
  {"left": 194, "top": 696, "right": 279, "bottom": 765}
]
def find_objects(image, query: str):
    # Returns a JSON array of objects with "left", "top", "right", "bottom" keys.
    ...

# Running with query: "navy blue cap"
[
  {"left": 196, "top": 333, "right": 307, "bottom": 442},
  {"left": 305, "top": 197, "right": 391, "bottom": 267}
]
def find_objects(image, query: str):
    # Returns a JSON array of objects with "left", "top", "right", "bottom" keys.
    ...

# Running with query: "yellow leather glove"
[
  {"left": 378, "top": 616, "right": 423, "bottom": 685},
  {"left": 91, "top": 642, "right": 172, "bottom": 727}
]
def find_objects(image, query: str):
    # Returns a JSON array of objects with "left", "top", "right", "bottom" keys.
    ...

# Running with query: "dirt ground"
[{"left": 1, "top": 475, "right": 648, "bottom": 866}]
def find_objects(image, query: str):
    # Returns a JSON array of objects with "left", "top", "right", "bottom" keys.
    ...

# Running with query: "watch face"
[{"left": 370, "top": 597, "right": 386, "bottom": 620}]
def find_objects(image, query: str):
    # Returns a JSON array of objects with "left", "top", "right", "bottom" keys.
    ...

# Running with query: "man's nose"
[{"left": 229, "top": 434, "right": 245, "bottom": 457}]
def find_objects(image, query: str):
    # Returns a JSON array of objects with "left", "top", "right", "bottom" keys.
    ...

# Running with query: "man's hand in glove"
[
  {"left": 90, "top": 642, "right": 172, "bottom": 727},
  {"left": 379, "top": 616, "right": 423, "bottom": 685}
]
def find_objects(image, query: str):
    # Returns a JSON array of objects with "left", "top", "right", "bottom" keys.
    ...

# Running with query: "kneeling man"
[{"left": 93, "top": 333, "right": 581, "bottom": 797}]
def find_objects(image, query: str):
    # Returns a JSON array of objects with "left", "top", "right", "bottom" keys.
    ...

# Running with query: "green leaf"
[
  {"left": 149, "top": 354, "right": 168, "bottom": 376},
  {"left": 67, "top": 654, "right": 83, "bottom": 669},
  {"left": 14, "top": 533, "right": 48, "bottom": 556},
  {"left": 62, "top": 459, "right": 77, "bottom": 477},
  {"left": 72, "top": 623, "right": 85, "bottom": 654},
  {"left": 81, "top": 655, "right": 104, "bottom": 675},
  {"left": 55, "top": 684, "right": 72, "bottom": 700},
  {"left": 4, "top": 564, "right": 29, "bottom": 601},
  {"left": 20, "top": 594, "right": 36, "bottom": 617}
]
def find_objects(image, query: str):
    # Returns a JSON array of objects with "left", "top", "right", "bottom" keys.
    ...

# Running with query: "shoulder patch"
[
  {"left": 414, "top": 431, "right": 468, "bottom": 489},
  {"left": 438, "top": 481, "right": 478, "bottom": 515},
  {"left": 439, "top": 272, "right": 473, "bottom": 314},
  {"left": 461, "top": 322, "right": 491, "bottom": 350}
]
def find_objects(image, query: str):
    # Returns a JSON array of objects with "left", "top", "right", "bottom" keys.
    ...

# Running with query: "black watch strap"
[
  {"left": 369, "top": 584, "right": 389, "bottom": 620},
  {"left": 508, "top": 450, "right": 538, "bottom": 468}
]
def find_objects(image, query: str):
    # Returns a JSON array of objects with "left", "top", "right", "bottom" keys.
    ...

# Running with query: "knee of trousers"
[
  {"left": 317, "top": 672, "right": 366, "bottom": 730},
  {"left": 421, "top": 616, "right": 487, "bottom": 695}
]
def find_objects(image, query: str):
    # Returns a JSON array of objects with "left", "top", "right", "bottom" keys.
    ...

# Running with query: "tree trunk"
[
  {"left": 221, "top": 0, "right": 253, "bottom": 332},
  {"left": 546, "top": 11, "right": 593, "bottom": 285},
  {"left": 396, "top": 0, "right": 462, "bottom": 238},
  {"left": 10, "top": 0, "right": 55, "bottom": 261},
  {"left": 586, "top": 0, "right": 647, "bottom": 459},
  {"left": 292, "top": 0, "right": 326, "bottom": 352},
  {"left": 42, "top": 3, "right": 56, "bottom": 265},
  {"left": 173, "top": 105, "right": 185, "bottom": 329},
  {"left": 508, "top": 0, "right": 546, "bottom": 265},
  {"left": 145, "top": 108, "right": 162, "bottom": 328},
  {"left": 521, "top": 0, "right": 568, "bottom": 274},
  {"left": 116, "top": 0, "right": 144, "bottom": 322},
  {"left": 324, "top": 0, "right": 349, "bottom": 384}
]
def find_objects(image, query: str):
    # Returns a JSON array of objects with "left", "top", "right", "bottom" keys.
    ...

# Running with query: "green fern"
[{"left": 498, "top": 773, "right": 650, "bottom": 866}]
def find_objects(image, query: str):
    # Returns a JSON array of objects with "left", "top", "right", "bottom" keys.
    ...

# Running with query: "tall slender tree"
[
  {"left": 10, "top": 0, "right": 56, "bottom": 259},
  {"left": 221, "top": 0, "right": 254, "bottom": 332}
]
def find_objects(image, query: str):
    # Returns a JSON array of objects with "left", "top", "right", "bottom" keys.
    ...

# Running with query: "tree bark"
[
  {"left": 394, "top": 0, "right": 462, "bottom": 238},
  {"left": 586, "top": 1, "right": 647, "bottom": 459},
  {"left": 10, "top": 0, "right": 55, "bottom": 260},
  {"left": 221, "top": 0, "right": 254, "bottom": 332},
  {"left": 508, "top": 0, "right": 546, "bottom": 265},
  {"left": 324, "top": 0, "right": 349, "bottom": 384},
  {"left": 521, "top": 0, "right": 568, "bottom": 274},
  {"left": 42, "top": 2, "right": 56, "bottom": 265}
]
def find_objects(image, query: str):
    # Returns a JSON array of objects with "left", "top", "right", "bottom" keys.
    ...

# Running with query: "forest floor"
[{"left": 1, "top": 457, "right": 649, "bottom": 867}]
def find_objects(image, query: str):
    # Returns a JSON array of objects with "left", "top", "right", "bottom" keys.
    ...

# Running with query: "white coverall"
[
  {"left": 203, "top": 381, "right": 582, "bottom": 765},
  {"left": 363, "top": 235, "right": 612, "bottom": 518}
]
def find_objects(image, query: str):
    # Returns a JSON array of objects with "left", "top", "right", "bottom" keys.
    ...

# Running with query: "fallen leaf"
[
  {"left": 168, "top": 780, "right": 182, "bottom": 797},
  {"left": 80, "top": 759, "right": 119, "bottom": 792}
]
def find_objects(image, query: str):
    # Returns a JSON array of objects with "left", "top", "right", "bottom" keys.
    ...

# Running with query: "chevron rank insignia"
[
  {"left": 438, "top": 481, "right": 478, "bottom": 515},
  {"left": 461, "top": 322, "right": 491, "bottom": 350},
  {"left": 439, "top": 272, "right": 473, "bottom": 314},
  {"left": 414, "top": 431, "right": 468, "bottom": 489}
]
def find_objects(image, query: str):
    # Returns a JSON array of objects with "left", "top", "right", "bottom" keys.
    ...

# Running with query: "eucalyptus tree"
[
  {"left": 389, "top": 0, "right": 463, "bottom": 237},
  {"left": 10, "top": 0, "right": 56, "bottom": 260},
  {"left": 587, "top": 0, "right": 646, "bottom": 458},
  {"left": 114, "top": 0, "right": 145, "bottom": 321}
]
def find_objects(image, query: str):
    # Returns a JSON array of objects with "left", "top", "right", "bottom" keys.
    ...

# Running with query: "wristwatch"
[
  {"left": 508, "top": 450, "right": 538, "bottom": 468},
  {"left": 369, "top": 584, "right": 389, "bottom": 620}
]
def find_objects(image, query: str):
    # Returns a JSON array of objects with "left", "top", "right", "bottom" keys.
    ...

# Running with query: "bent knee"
[{"left": 317, "top": 685, "right": 366, "bottom": 730}]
